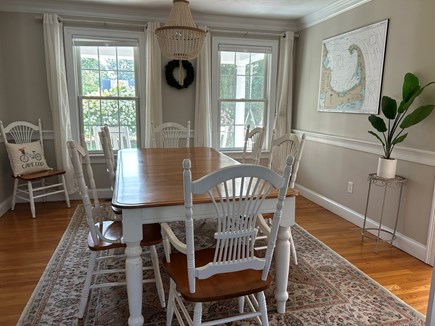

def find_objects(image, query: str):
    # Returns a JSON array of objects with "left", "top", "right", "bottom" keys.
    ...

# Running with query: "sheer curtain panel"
[
  {"left": 194, "top": 27, "right": 212, "bottom": 147},
  {"left": 145, "top": 22, "right": 163, "bottom": 147},
  {"left": 274, "top": 31, "right": 295, "bottom": 137},
  {"left": 43, "top": 13, "right": 75, "bottom": 193}
]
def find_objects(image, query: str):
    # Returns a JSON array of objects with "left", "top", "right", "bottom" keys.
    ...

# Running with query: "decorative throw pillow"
[{"left": 5, "top": 141, "right": 51, "bottom": 177}]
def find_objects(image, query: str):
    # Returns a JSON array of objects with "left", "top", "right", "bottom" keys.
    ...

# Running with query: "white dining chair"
[
  {"left": 161, "top": 156, "right": 294, "bottom": 326},
  {"left": 67, "top": 137, "right": 165, "bottom": 319},
  {"left": 256, "top": 131, "right": 306, "bottom": 264},
  {"left": 93, "top": 125, "right": 131, "bottom": 150},
  {"left": 242, "top": 124, "right": 264, "bottom": 164},
  {"left": 0, "top": 119, "right": 70, "bottom": 218},
  {"left": 98, "top": 126, "right": 116, "bottom": 190},
  {"left": 151, "top": 121, "right": 191, "bottom": 148}
]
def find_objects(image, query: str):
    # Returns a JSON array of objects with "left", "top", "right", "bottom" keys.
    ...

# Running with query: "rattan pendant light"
[{"left": 156, "top": 0, "right": 206, "bottom": 85}]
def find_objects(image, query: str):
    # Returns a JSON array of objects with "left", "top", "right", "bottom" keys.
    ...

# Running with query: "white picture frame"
[{"left": 317, "top": 19, "right": 389, "bottom": 114}]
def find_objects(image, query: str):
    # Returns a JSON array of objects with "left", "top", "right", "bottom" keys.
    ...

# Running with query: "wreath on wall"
[{"left": 165, "top": 60, "right": 195, "bottom": 90}]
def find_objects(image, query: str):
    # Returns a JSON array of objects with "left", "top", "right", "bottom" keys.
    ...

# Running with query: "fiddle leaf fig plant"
[{"left": 368, "top": 72, "right": 435, "bottom": 159}]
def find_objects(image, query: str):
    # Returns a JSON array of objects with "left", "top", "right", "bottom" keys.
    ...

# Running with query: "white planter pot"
[{"left": 376, "top": 157, "right": 397, "bottom": 179}]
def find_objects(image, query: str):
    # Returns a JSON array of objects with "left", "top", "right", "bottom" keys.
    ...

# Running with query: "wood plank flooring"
[
  {"left": 0, "top": 196, "right": 431, "bottom": 325},
  {"left": 0, "top": 200, "right": 79, "bottom": 326},
  {"left": 295, "top": 196, "right": 432, "bottom": 315}
]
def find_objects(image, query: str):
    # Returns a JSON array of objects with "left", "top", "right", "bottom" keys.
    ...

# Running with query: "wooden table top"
[
  {"left": 112, "top": 147, "right": 298, "bottom": 209},
  {"left": 112, "top": 147, "right": 239, "bottom": 209}
]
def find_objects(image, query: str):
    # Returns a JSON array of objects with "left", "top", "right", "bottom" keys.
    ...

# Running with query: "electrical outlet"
[{"left": 347, "top": 181, "right": 354, "bottom": 194}]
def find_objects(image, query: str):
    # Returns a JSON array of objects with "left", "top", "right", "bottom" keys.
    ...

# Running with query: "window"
[
  {"left": 212, "top": 37, "right": 278, "bottom": 151},
  {"left": 64, "top": 28, "right": 146, "bottom": 151}
]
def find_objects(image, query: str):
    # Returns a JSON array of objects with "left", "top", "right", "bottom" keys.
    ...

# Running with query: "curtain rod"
[
  {"left": 34, "top": 15, "right": 147, "bottom": 29},
  {"left": 210, "top": 28, "right": 299, "bottom": 38}
]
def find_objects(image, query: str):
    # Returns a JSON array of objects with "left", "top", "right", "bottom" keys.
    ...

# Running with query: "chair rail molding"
[{"left": 292, "top": 129, "right": 435, "bottom": 167}]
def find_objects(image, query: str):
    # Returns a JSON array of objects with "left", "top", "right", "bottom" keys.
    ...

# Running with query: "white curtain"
[
  {"left": 43, "top": 14, "right": 75, "bottom": 193},
  {"left": 274, "top": 31, "right": 295, "bottom": 137},
  {"left": 194, "top": 27, "right": 212, "bottom": 147},
  {"left": 145, "top": 22, "right": 163, "bottom": 147}
]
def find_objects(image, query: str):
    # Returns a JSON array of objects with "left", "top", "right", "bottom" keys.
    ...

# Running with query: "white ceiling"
[
  {"left": 51, "top": 0, "right": 340, "bottom": 20},
  {"left": 0, "top": 0, "right": 370, "bottom": 30}
]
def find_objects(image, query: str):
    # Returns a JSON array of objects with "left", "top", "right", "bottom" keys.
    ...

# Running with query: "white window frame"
[
  {"left": 64, "top": 27, "right": 147, "bottom": 151},
  {"left": 211, "top": 36, "right": 278, "bottom": 152}
]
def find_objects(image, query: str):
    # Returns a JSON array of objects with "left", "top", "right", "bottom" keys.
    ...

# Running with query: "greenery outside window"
[{"left": 64, "top": 28, "right": 146, "bottom": 152}]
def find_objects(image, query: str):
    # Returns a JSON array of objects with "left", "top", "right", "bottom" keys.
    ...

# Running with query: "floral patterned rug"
[{"left": 18, "top": 205, "right": 425, "bottom": 325}]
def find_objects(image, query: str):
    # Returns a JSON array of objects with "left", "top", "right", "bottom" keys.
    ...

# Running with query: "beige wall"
[
  {"left": 294, "top": 0, "right": 435, "bottom": 245},
  {"left": 0, "top": 12, "right": 197, "bottom": 206},
  {"left": 0, "top": 12, "right": 57, "bottom": 205},
  {"left": 0, "top": 27, "right": 10, "bottom": 204}
]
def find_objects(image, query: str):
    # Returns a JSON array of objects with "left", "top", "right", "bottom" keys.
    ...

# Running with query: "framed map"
[{"left": 318, "top": 20, "right": 389, "bottom": 114}]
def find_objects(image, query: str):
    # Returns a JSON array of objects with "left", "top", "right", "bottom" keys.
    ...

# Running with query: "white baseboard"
[
  {"left": 295, "top": 183, "right": 428, "bottom": 263},
  {"left": 0, "top": 197, "right": 11, "bottom": 218}
]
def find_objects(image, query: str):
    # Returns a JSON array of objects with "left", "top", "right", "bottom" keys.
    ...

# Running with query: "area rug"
[{"left": 18, "top": 205, "right": 425, "bottom": 325}]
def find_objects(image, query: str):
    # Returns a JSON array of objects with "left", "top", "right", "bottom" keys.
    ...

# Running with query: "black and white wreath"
[{"left": 165, "top": 60, "right": 195, "bottom": 90}]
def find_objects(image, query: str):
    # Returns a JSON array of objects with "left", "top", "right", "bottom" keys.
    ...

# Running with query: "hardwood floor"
[
  {"left": 0, "top": 200, "right": 79, "bottom": 325},
  {"left": 295, "top": 196, "right": 432, "bottom": 315},
  {"left": 0, "top": 196, "right": 432, "bottom": 325}
]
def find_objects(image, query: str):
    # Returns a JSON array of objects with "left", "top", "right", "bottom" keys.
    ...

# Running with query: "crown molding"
[
  {"left": 0, "top": 0, "right": 372, "bottom": 35},
  {"left": 0, "top": 0, "right": 295, "bottom": 32},
  {"left": 0, "top": 0, "right": 167, "bottom": 22},
  {"left": 295, "top": 0, "right": 372, "bottom": 31}
]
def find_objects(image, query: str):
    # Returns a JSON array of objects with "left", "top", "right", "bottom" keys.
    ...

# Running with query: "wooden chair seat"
[
  {"left": 16, "top": 169, "right": 66, "bottom": 181},
  {"left": 88, "top": 221, "right": 162, "bottom": 250},
  {"left": 163, "top": 248, "right": 272, "bottom": 302}
]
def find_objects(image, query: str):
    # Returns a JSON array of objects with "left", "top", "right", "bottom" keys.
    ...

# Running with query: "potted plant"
[{"left": 368, "top": 72, "right": 435, "bottom": 178}]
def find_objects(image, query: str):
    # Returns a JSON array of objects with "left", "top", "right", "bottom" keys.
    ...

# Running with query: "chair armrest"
[{"left": 161, "top": 222, "right": 187, "bottom": 262}]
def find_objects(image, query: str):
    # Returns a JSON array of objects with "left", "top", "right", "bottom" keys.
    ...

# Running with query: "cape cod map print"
[{"left": 318, "top": 20, "right": 389, "bottom": 114}]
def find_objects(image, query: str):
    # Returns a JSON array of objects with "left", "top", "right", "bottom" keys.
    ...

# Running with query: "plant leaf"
[
  {"left": 398, "top": 88, "right": 423, "bottom": 113},
  {"left": 403, "top": 72, "right": 420, "bottom": 102},
  {"left": 392, "top": 133, "right": 407, "bottom": 145},
  {"left": 368, "top": 115, "right": 387, "bottom": 132},
  {"left": 368, "top": 131, "right": 385, "bottom": 146},
  {"left": 381, "top": 96, "right": 397, "bottom": 119},
  {"left": 400, "top": 105, "right": 435, "bottom": 128}
]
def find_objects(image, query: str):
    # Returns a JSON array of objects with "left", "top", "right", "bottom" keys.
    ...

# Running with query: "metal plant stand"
[{"left": 361, "top": 173, "right": 407, "bottom": 250}]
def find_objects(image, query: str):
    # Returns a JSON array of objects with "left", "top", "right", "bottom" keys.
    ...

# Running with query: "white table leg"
[
  {"left": 122, "top": 209, "right": 145, "bottom": 326},
  {"left": 125, "top": 241, "right": 144, "bottom": 326},
  {"left": 275, "top": 225, "right": 290, "bottom": 313}
]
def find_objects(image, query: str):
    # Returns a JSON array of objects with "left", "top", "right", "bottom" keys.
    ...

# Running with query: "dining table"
[{"left": 112, "top": 147, "right": 298, "bottom": 326}]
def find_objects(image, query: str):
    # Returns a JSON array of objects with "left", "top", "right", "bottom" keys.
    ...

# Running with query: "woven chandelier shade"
[{"left": 155, "top": 0, "right": 206, "bottom": 61}]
